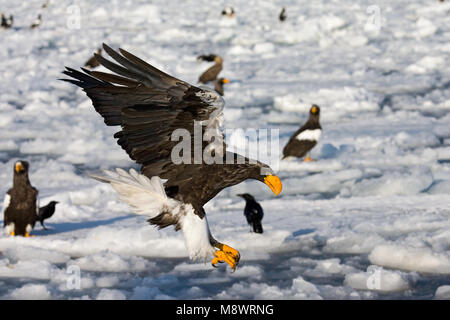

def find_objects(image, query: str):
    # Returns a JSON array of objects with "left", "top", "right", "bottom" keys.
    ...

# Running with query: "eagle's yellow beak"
[
  {"left": 311, "top": 105, "right": 318, "bottom": 114},
  {"left": 15, "top": 162, "right": 23, "bottom": 173},
  {"left": 264, "top": 175, "right": 282, "bottom": 196},
  {"left": 222, "top": 78, "right": 230, "bottom": 84}
]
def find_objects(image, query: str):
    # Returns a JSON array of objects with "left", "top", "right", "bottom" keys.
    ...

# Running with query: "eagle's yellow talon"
[
  {"left": 303, "top": 157, "right": 314, "bottom": 162},
  {"left": 211, "top": 243, "right": 240, "bottom": 271},
  {"left": 211, "top": 257, "right": 223, "bottom": 267},
  {"left": 10, "top": 232, "right": 15, "bottom": 237}
]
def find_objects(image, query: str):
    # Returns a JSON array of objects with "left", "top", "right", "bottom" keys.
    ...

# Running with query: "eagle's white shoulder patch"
[
  {"left": 295, "top": 129, "right": 322, "bottom": 142},
  {"left": 2, "top": 194, "right": 11, "bottom": 212}
]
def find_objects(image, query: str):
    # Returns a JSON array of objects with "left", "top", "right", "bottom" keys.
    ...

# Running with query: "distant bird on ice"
[
  {"left": 238, "top": 193, "right": 264, "bottom": 234},
  {"left": 30, "top": 14, "right": 41, "bottom": 29},
  {"left": 1, "top": 13, "right": 13, "bottom": 29},
  {"left": 62, "top": 43, "right": 282, "bottom": 271},
  {"left": 84, "top": 48, "right": 102, "bottom": 69},
  {"left": 282, "top": 105, "right": 321, "bottom": 161},
  {"left": 37, "top": 201, "right": 58, "bottom": 230},
  {"left": 197, "top": 54, "right": 223, "bottom": 84},
  {"left": 279, "top": 7, "right": 287, "bottom": 22},
  {"left": 2, "top": 160, "right": 38, "bottom": 237},
  {"left": 197, "top": 54, "right": 228, "bottom": 95},
  {"left": 221, "top": 7, "right": 235, "bottom": 18}
]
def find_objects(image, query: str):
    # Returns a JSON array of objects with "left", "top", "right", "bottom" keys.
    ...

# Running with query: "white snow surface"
[{"left": 0, "top": 0, "right": 450, "bottom": 300}]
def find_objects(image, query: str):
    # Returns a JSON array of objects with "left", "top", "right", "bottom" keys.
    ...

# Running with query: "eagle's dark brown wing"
[
  {"left": 62, "top": 44, "right": 252, "bottom": 207},
  {"left": 283, "top": 139, "right": 317, "bottom": 159}
]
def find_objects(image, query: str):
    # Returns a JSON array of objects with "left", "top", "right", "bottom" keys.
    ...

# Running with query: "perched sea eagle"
[
  {"left": 282, "top": 105, "right": 321, "bottom": 161},
  {"left": 2, "top": 160, "right": 38, "bottom": 237},
  {"left": 62, "top": 44, "right": 282, "bottom": 270}
]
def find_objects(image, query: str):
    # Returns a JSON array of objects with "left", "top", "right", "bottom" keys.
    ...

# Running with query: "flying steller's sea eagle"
[{"left": 62, "top": 44, "right": 282, "bottom": 270}]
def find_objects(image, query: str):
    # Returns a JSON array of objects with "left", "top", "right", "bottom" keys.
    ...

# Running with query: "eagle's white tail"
[{"left": 89, "top": 168, "right": 179, "bottom": 219}]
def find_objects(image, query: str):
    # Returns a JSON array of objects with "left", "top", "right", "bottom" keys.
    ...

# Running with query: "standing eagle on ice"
[
  {"left": 62, "top": 44, "right": 282, "bottom": 270},
  {"left": 283, "top": 105, "right": 321, "bottom": 161},
  {"left": 2, "top": 160, "right": 38, "bottom": 237}
]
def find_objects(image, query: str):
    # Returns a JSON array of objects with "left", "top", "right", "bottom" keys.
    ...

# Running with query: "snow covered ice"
[{"left": 1, "top": 0, "right": 450, "bottom": 300}]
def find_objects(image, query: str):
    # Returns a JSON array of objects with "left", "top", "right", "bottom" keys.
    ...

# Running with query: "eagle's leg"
[
  {"left": 5, "top": 223, "right": 15, "bottom": 236},
  {"left": 211, "top": 243, "right": 240, "bottom": 271},
  {"left": 303, "top": 152, "right": 314, "bottom": 162},
  {"left": 24, "top": 224, "right": 33, "bottom": 237}
]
